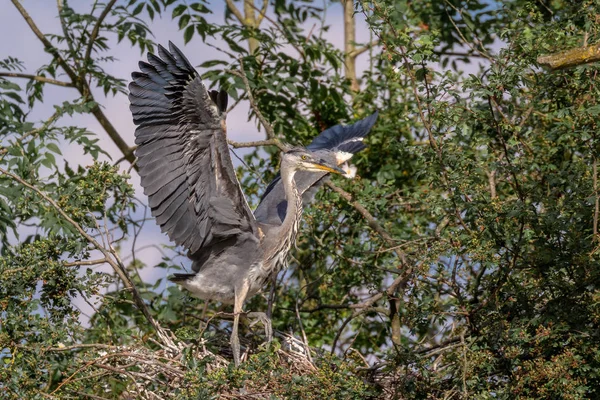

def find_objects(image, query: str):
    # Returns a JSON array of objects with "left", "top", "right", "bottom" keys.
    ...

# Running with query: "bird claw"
[{"left": 246, "top": 311, "right": 273, "bottom": 344}]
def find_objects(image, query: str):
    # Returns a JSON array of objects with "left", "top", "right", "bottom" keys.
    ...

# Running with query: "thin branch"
[
  {"left": 245, "top": 1, "right": 305, "bottom": 58},
  {"left": 84, "top": 0, "right": 118, "bottom": 66},
  {"left": 0, "top": 109, "right": 62, "bottom": 158},
  {"left": 11, "top": 0, "right": 79, "bottom": 83},
  {"left": 43, "top": 343, "right": 116, "bottom": 352},
  {"left": 331, "top": 273, "right": 409, "bottom": 352},
  {"left": 63, "top": 258, "right": 108, "bottom": 267},
  {"left": 442, "top": 0, "right": 494, "bottom": 62},
  {"left": 228, "top": 138, "right": 286, "bottom": 151},
  {"left": 0, "top": 72, "right": 74, "bottom": 87},
  {"left": 69, "top": 391, "right": 111, "bottom": 400},
  {"left": 228, "top": 64, "right": 276, "bottom": 139},
  {"left": 594, "top": 159, "right": 598, "bottom": 238},
  {"left": 57, "top": 0, "right": 78, "bottom": 66},
  {"left": 325, "top": 181, "right": 406, "bottom": 266},
  {"left": 0, "top": 167, "right": 175, "bottom": 350},
  {"left": 349, "top": 40, "right": 379, "bottom": 58}
]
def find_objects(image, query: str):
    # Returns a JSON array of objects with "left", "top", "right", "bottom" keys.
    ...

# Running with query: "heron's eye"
[{"left": 301, "top": 155, "right": 309, "bottom": 161}]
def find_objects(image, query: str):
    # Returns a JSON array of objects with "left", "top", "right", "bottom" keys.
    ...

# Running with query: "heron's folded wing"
[
  {"left": 130, "top": 42, "right": 258, "bottom": 254},
  {"left": 254, "top": 112, "right": 378, "bottom": 225}
]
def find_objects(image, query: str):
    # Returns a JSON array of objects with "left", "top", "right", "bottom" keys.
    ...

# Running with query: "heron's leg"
[
  {"left": 247, "top": 311, "right": 273, "bottom": 344},
  {"left": 231, "top": 281, "right": 249, "bottom": 367},
  {"left": 198, "top": 300, "right": 209, "bottom": 332},
  {"left": 266, "top": 274, "right": 277, "bottom": 320}
]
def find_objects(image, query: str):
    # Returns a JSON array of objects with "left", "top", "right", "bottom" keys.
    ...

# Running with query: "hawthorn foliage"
[{"left": 1, "top": 0, "right": 600, "bottom": 398}]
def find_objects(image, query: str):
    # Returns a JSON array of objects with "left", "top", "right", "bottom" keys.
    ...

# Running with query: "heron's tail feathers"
[{"left": 169, "top": 273, "right": 195, "bottom": 282}]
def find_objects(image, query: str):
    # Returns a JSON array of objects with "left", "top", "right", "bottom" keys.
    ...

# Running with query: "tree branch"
[
  {"left": 256, "top": 0, "right": 268, "bottom": 25},
  {"left": 84, "top": 0, "right": 118, "bottom": 66},
  {"left": 57, "top": 0, "right": 78, "bottom": 67},
  {"left": 0, "top": 167, "right": 175, "bottom": 350},
  {"left": 228, "top": 138, "right": 287, "bottom": 151},
  {"left": 225, "top": 0, "right": 245, "bottom": 23},
  {"left": 11, "top": 0, "right": 136, "bottom": 168},
  {"left": 325, "top": 180, "right": 406, "bottom": 266},
  {"left": 228, "top": 63, "right": 277, "bottom": 139},
  {"left": 0, "top": 72, "right": 74, "bottom": 87},
  {"left": 11, "top": 0, "right": 80, "bottom": 85},
  {"left": 0, "top": 109, "right": 62, "bottom": 159},
  {"left": 349, "top": 40, "right": 379, "bottom": 58},
  {"left": 538, "top": 42, "right": 600, "bottom": 70}
]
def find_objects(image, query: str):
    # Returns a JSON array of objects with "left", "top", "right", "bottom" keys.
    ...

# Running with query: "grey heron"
[{"left": 129, "top": 42, "right": 377, "bottom": 366}]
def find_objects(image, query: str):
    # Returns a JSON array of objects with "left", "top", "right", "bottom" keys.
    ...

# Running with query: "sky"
[{"left": 1, "top": 0, "right": 374, "bottom": 322}]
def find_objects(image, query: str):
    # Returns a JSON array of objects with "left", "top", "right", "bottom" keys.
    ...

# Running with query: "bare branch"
[
  {"left": 63, "top": 259, "right": 108, "bottom": 267},
  {"left": 228, "top": 64, "right": 277, "bottom": 139},
  {"left": 0, "top": 72, "right": 73, "bottom": 87},
  {"left": 538, "top": 42, "right": 600, "bottom": 70},
  {"left": 43, "top": 343, "right": 117, "bottom": 352},
  {"left": 228, "top": 138, "right": 287, "bottom": 151},
  {"left": 487, "top": 169, "right": 497, "bottom": 199},
  {"left": 349, "top": 40, "right": 379, "bottom": 58},
  {"left": 342, "top": 0, "right": 359, "bottom": 92}
]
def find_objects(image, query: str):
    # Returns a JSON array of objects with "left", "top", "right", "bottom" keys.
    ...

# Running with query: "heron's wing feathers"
[
  {"left": 307, "top": 111, "right": 378, "bottom": 153},
  {"left": 255, "top": 112, "right": 378, "bottom": 225},
  {"left": 130, "top": 42, "right": 258, "bottom": 254}
]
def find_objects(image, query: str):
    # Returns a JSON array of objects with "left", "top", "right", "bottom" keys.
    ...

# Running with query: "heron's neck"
[{"left": 281, "top": 168, "right": 303, "bottom": 236}]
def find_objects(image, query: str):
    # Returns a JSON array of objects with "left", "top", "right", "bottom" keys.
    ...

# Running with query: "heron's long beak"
[{"left": 310, "top": 161, "right": 346, "bottom": 175}]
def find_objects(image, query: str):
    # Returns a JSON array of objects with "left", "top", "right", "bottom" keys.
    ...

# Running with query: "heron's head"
[{"left": 281, "top": 147, "right": 345, "bottom": 175}]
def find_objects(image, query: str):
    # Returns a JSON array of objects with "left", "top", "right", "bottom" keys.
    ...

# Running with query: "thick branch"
[
  {"left": 342, "top": 0, "right": 359, "bottom": 92},
  {"left": 538, "top": 42, "right": 600, "bottom": 70},
  {"left": 90, "top": 104, "right": 136, "bottom": 164},
  {"left": 0, "top": 72, "right": 73, "bottom": 87},
  {"left": 225, "top": 0, "right": 244, "bottom": 23}
]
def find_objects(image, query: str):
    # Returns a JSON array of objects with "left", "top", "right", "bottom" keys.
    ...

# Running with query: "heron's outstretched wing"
[
  {"left": 254, "top": 112, "right": 378, "bottom": 225},
  {"left": 129, "top": 42, "right": 259, "bottom": 254}
]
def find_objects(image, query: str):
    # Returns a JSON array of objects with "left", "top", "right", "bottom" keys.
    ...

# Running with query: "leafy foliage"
[{"left": 2, "top": 0, "right": 600, "bottom": 398}]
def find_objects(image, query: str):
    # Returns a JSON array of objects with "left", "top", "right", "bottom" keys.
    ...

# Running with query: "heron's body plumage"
[{"left": 129, "top": 42, "right": 377, "bottom": 366}]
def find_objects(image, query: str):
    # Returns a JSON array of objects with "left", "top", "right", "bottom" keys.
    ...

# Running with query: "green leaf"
[
  {"left": 184, "top": 24, "right": 194, "bottom": 43},
  {"left": 172, "top": 4, "right": 186, "bottom": 18},
  {"left": 46, "top": 143, "right": 62, "bottom": 155},
  {"left": 178, "top": 14, "right": 190, "bottom": 30}
]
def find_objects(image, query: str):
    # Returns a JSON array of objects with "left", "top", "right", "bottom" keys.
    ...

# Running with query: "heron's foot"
[{"left": 246, "top": 311, "right": 273, "bottom": 344}]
